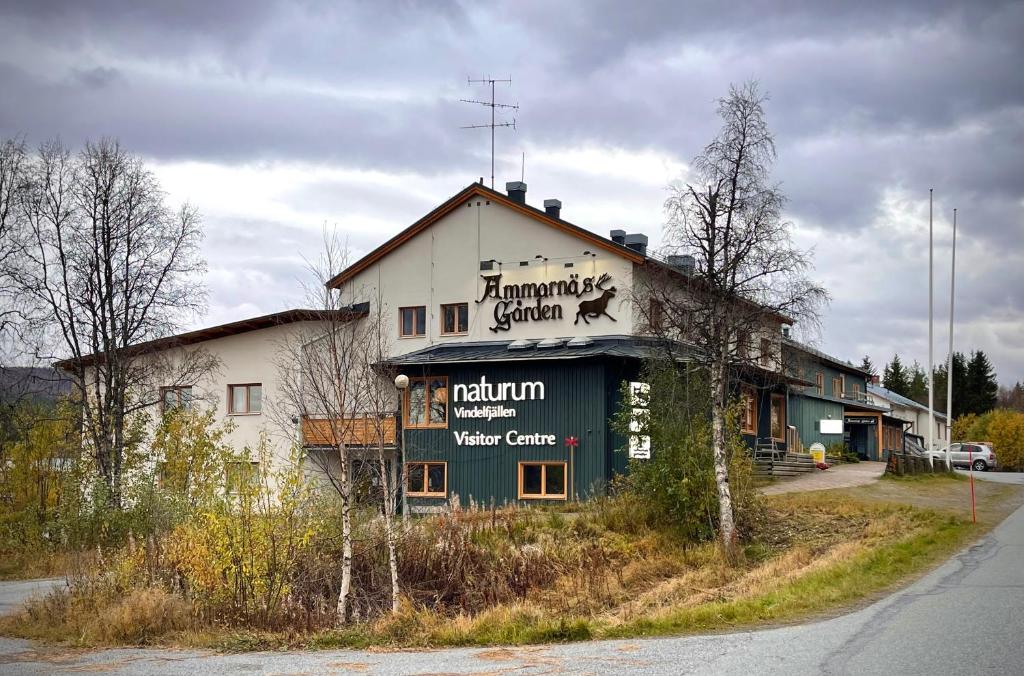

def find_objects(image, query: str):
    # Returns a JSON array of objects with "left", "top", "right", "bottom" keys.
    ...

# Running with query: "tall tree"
[
  {"left": 998, "top": 381, "right": 1024, "bottom": 412},
  {"left": 276, "top": 232, "right": 402, "bottom": 623},
  {"left": 965, "top": 350, "right": 998, "bottom": 414},
  {"left": 12, "top": 138, "right": 213, "bottom": 508},
  {"left": 932, "top": 351, "right": 968, "bottom": 417},
  {"left": 882, "top": 354, "right": 909, "bottom": 395},
  {"left": 646, "top": 82, "right": 825, "bottom": 550},
  {"left": 860, "top": 355, "right": 876, "bottom": 377},
  {"left": 907, "top": 360, "right": 928, "bottom": 405}
]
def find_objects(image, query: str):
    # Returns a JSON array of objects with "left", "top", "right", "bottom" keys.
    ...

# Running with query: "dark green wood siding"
[
  {"left": 402, "top": 360, "right": 625, "bottom": 507},
  {"left": 788, "top": 393, "right": 845, "bottom": 449}
]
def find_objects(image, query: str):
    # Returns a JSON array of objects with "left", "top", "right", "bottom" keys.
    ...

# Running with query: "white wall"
[{"left": 339, "top": 197, "right": 636, "bottom": 355}]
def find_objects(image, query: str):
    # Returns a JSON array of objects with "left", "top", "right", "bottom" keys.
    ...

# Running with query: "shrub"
[{"left": 956, "top": 409, "right": 1024, "bottom": 470}]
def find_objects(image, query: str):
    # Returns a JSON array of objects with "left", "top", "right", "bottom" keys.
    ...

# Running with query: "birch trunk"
[
  {"left": 336, "top": 446, "right": 352, "bottom": 624},
  {"left": 710, "top": 359, "right": 737, "bottom": 549},
  {"left": 379, "top": 448, "right": 400, "bottom": 613}
]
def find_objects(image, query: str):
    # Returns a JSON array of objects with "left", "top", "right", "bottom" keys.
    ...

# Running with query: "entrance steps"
[{"left": 753, "top": 452, "right": 818, "bottom": 478}]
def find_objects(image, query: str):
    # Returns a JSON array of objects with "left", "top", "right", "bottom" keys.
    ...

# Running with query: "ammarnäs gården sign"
[{"left": 477, "top": 272, "right": 618, "bottom": 332}]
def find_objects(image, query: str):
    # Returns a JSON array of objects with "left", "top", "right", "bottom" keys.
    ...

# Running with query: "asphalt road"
[{"left": 2, "top": 488, "right": 1024, "bottom": 674}]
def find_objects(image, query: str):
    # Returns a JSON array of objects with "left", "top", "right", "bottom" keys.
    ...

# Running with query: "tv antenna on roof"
[{"left": 461, "top": 76, "right": 518, "bottom": 190}]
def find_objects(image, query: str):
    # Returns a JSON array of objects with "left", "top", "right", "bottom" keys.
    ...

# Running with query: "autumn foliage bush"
[{"left": 953, "top": 409, "right": 1024, "bottom": 470}]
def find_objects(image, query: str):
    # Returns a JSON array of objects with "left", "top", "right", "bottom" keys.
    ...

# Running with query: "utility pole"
[
  {"left": 946, "top": 208, "right": 957, "bottom": 471},
  {"left": 461, "top": 76, "right": 518, "bottom": 189},
  {"left": 928, "top": 188, "right": 935, "bottom": 466}
]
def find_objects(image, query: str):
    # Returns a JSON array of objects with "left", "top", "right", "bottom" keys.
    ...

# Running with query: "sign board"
[
  {"left": 809, "top": 442, "right": 826, "bottom": 464},
  {"left": 477, "top": 272, "right": 617, "bottom": 332},
  {"left": 820, "top": 419, "right": 844, "bottom": 435},
  {"left": 628, "top": 382, "right": 651, "bottom": 459}
]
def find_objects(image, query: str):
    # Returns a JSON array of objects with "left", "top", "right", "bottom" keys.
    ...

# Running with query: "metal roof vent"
[
  {"left": 537, "top": 337, "right": 564, "bottom": 349},
  {"left": 566, "top": 336, "right": 593, "bottom": 348},
  {"left": 507, "top": 339, "right": 534, "bottom": 351}
]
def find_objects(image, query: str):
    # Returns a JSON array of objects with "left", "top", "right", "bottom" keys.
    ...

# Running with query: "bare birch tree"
[
  {"left": 11, "top": 138, "right": 214, "bottom": 508},
  {"left": 352, "top": 287, "right": 402, "bottom": 614},
  {"left": 639, "top": 83, "right": 826, "bottom": 550},
  {"left": 275, "top": 231, "right": 400, "bottom": 623}
]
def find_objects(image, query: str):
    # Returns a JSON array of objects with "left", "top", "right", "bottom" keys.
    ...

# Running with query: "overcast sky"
[{"left": 1, "top": 1, "right": 1022, "bottom": 382}]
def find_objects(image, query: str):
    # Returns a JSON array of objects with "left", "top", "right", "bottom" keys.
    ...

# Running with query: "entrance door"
[{"left": 848, "top": 425, "right": 869, "bottom": 460}]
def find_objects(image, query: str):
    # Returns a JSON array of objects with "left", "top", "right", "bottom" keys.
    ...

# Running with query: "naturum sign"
[
  {"left": 451, "top": 376, "right": 556, "bottom": 447},
  {"left": 477, "top": 272, "right": 617, "bottom": 332}
]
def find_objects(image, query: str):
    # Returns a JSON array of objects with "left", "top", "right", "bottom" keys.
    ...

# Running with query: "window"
[
  {"left": 225, "top": 461, "right": 259, "bottom": 495},
  {"left": 832, "top": 376, "right": 842, "bottom": 399},
  {"left": 161, "top": 386, "right": 193, "bottom": 412},
  {"left": 518, "top": 462, "right": 567, "bottom": 500},
  {"left": 649, "top": 298, "right": 664, "bottom": 332},
  {"left": 740, "top": 385, "right": 757, "bottom": 435},
  {"left": 441, "top": 303, "right": 469, "bottom": 335},
  {"left": 770, "top": 394, "right": 786, "bottom": 441},
  {"left": 228, "top": 383, "right": 262, "bottom": 414},
  {"left": 406, "top": 462, "right": 446, "bottom": 497},
  {"left": 404, "top": 376, "right": 448, "bottom": 428},
  {"left": 399, "top": 306, "right": 427, "bottom": 337},
  {"left": 851, "top": 383, "right": 861, "bottom": 401},
  {"left": 760, "top": 338, "right": 772, "bottom": 368},
  {"left": 815, "top": 373, "right": 824, "bottom": 396}
]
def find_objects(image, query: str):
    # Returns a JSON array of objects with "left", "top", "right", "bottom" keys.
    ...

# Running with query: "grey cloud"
[{"left": 2, "top": 0, "right": 1022, "bottom": 379}]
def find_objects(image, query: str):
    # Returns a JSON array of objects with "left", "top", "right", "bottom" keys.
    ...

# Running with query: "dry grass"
[{"left": 3, "top": 474, "right": 1020, "bottom": 651}]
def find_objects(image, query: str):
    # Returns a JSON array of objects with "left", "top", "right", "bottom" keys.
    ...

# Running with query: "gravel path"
[
  {"left": 760, "top": 460, "right": 886, "bottom": 495},
  {"left": 3, "top": 498, "right": 1024, "bottom": 674}
]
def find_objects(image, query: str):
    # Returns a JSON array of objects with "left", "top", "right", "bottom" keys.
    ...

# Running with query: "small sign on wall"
[
  {"left": 820, "top": 419, "right": 844, "bottom": 435},
  {"left": 629, "top": 382, "right": 651, "bottom": 459}
]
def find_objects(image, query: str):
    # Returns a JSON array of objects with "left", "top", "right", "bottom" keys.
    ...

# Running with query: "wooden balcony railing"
[{"left": 301, "top": 415, "right": 397, "bottom": 447}]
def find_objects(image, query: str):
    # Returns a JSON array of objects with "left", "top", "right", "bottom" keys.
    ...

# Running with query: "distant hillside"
[{"left": 0, "top": 366, "right": 72, "bottom": 406}]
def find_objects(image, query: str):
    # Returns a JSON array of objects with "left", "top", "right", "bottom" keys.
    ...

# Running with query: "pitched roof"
[
  {"left": 783, "top": 337, "right": 869, "bottom": 376},
  {"left": 55, "top": 306, "right": 368, "bottom": 370},
  {"left": 386, "top": 335, "right": 685, "bottom": 366},
  {"left": 326, "top": 182, "right": 645, "bottom": 288},
  {"left": 868, "top": 383, "right": 949, "bottom": 421}
]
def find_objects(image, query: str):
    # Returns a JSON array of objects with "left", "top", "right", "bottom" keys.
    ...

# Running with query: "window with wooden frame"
[
  {"left": 840, "top": 375, "right": 846, "bottom": 398},
  {"left": 161, "top": 386, "right": 193, "bottom": 412},
  {"left": 831, "top": 376, "right": 842, "bottom": 399},
  {"left": 815, "top": 373, "right": 824, "bottom": 396},
  {"left": 851, "top": 382, "right": 861, "bottom": 400},
  {"left": 740, "top": 385, "right": 757, "bottom": 435},
  {"left": 440, "top": 302, "right": 469, "bottom": 335},
  {"left": 648, "top": 298, "right": 665, "bottom": 332},
  {"left": 227, "top": 383, "right": 262, "bottom": 414},
  {"left": 403, "top": 376, "right": 448, "bottom": 428},
  {"left": 770, "top": 394, "right": 786, "bottom": 441},
  {"left": 405, "top": 462, "right": 447, "bottom": 497},
  {"left": 760, "top": 337, "right": 774, "bottom": 368},
  {"left": 518, "top": 462, "right": 567, "bottom": 500},
  {"left": 399, "top": 306, "right": 427, "bottom": 338}
]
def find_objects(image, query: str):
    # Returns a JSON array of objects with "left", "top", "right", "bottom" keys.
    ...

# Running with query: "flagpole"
[
  {"left": 945, "top": 208, "right": 957, "bottom": 471},
  {"left": 928, "top": 189, "right": 935, "bottom": 467}
]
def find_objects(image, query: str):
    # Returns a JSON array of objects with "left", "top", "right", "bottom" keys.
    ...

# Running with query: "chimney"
[
  {"left": 610, "top": 229, "right": 626, "bottom": 245},
  {"left": 505, "top": 181, "right": 527, "bottom": 204},
  {"left": 623, "top": 233, "right": 648, "bottom": 256},
  {"left": 543, "top": 198, "right": 562, "bottom": 219},
  {"left": 782, "top": 326, "right": 790, "bottom": 338},
  {"left": 871, "top": 375, "right": 881, "bottom": 385}
]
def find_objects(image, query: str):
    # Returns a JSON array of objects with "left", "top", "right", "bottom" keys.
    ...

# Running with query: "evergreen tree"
[
  {"left": 882, "top": 354, "right": 909, "bottom": 395},
  {"left": 860, "top": 355, "right": 876, "bottom": 376},
  {"left": 907, "top": 360, "right": 929, "bottom": 405},
  {"left": 965, "top": 350, "right": 998, "bottom": 414},
  {"left": 999, "top": 382, "right": 1024, "bottom": 412}
]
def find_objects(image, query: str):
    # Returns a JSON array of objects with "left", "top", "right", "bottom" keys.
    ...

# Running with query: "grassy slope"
[{"left": 3, "top": 473, "right": 1020, "bottom": 650}]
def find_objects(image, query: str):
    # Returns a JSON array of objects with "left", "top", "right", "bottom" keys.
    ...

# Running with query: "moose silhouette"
[{"left": 574, "top": 273, "right": 617, "bottom": 325}]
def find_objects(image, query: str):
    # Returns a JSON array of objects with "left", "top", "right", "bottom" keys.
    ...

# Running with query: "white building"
[{"left": 867, "top": 382, "right": 950, "bottom": 450}]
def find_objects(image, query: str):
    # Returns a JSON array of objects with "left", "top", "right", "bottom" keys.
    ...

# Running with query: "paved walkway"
[
  {"left": 3, "top": 499, "right": 1023, "bottom": 674},
  {"left": 760, "top": 460, "right": 886, "bottom": 495}
]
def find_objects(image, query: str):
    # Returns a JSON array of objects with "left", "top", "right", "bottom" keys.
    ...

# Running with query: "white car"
[{"left": 935, "top": 443, "right": 997, "bottom": 472}]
